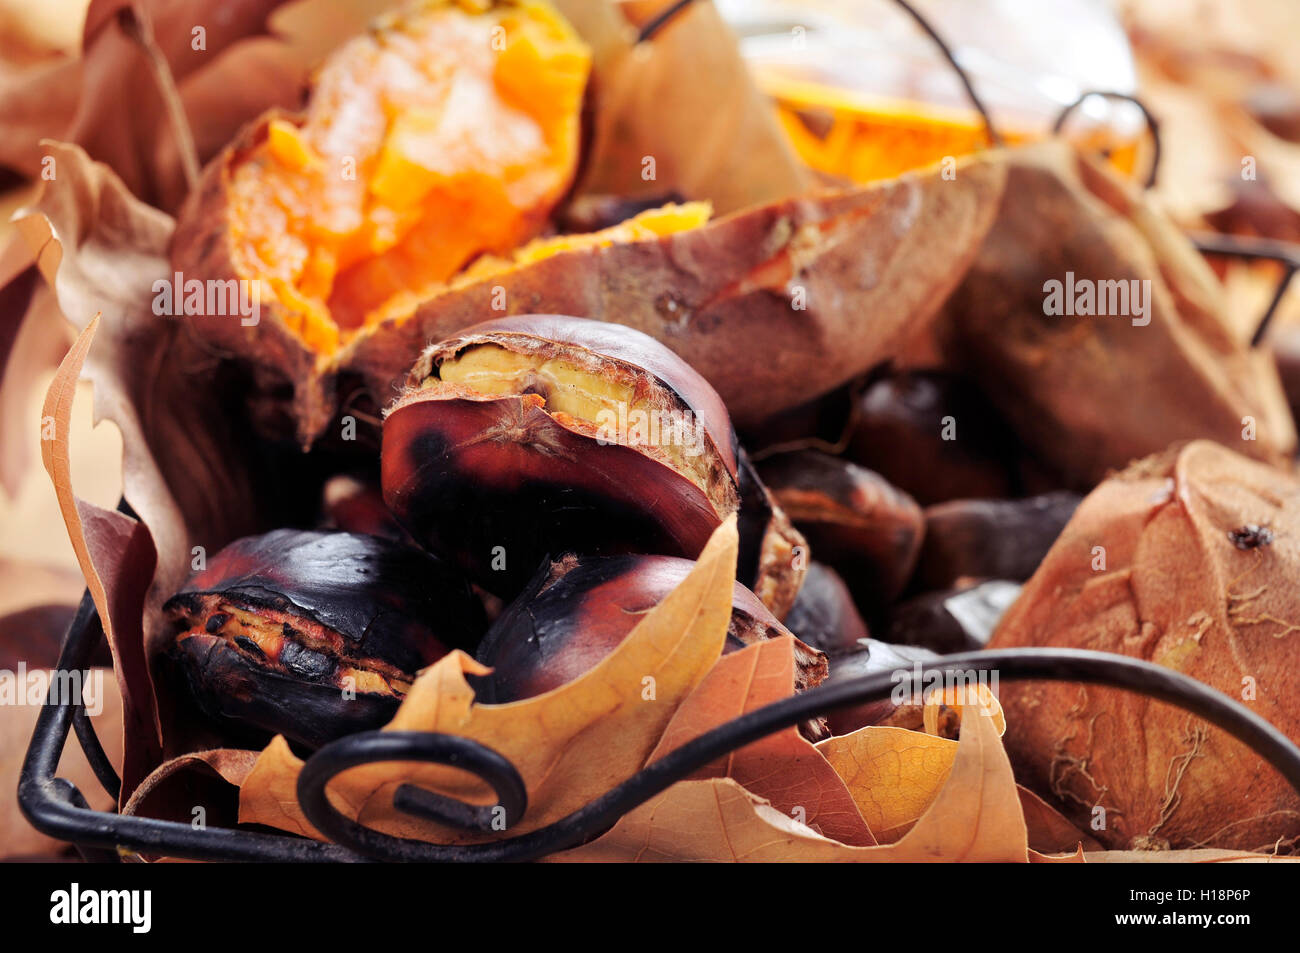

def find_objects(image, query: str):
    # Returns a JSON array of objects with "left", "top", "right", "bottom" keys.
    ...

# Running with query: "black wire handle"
[
  {"left": 1191, "top": 231, "right": 1300, "bottom": 347},
  {"left": 295, "top": 648, "right": 1300, "bottom": 862},
  {"left": 637, "top": 0, "right": 1003, "bottom": 146},
  {"left": 1053, "top": 90, "right": 1162, "bottom": 189}
]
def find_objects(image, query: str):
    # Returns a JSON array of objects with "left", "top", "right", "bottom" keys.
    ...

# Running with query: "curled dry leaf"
[
  {"left": 40, "top": 316, "right": 161, "bottom": 797},
  {"left": 645, "top": 636, "right": 875, "bottom": 847},
  {"left": 238, "top": 517, "right": 738, "bottom": 844},
  {"left": 816, "top": 726, "right": 958, "bottom": 844},
  {"left": 0, "top": 0, "right": 299, "bottom": 211},
  {"left": 991, "top": 440, "right": 1300, "bottom": 851},
  {"left": 938, "top": 141, "right": 1296, "bottom": 486},
  {"left": 560, "top": 0, "right": 813, "bottom": 215},
  {"left": 120, "top": 748, "right": 259, "bottom": 841},
  {"left": 818, "top": 722, "right": 1091, "bottom": 852},
  {"left": 553, "top": 698, "right": 1029, "bottom": 862},
  {"left": 22, "top": 142, "right": 269, "bottom": 769}
]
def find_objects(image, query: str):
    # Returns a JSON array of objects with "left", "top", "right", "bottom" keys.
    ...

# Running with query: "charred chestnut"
[
  {"left": 914, "top": 492, "right": 1081, "bottom": 590},
  {"left": 756, "top": 450, "right": 922, "bottom": 616},
  {"left": 883, "top": 580, "right": 1022, "bottom": 654},
  {"left": 381, "top": 315, "right": 804, "bottom": 612},
  {"left": 164, "top": 529, "right": 486, "bottom": 749},
  {"left": 472, "top": 553, "right": 827, "bottom": 705},
  {"left": 782, "top": 562, "right": 870, "bottom": 658},
  {"left": 846, "top": 371, "right": 1019, "bottom": 505}
]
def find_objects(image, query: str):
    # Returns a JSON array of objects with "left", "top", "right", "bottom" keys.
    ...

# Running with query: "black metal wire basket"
[{"left": 18, "top": 588, "right": 1300, "bottom": 862}]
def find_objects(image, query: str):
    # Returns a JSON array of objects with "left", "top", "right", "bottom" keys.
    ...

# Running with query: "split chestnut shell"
[
  {"left": 381, "top": 315, "right": 804, "bottom": 610},
  {"left": 164, "top": 529, "right": 486, "bottom": 749}
]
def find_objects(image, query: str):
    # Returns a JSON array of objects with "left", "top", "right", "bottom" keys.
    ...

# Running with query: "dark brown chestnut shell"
[
  {"left": 381, "top": 315, "right": 805, "bottom": 613},
  {"left": 756, "top": 450, "right": 922, "bottom": 616},
  {"left": 471, "top": 553, "right": 827, "bottom": 707},
  {"left": 164, "top": 529, "right": 486, "bottom": 749}
]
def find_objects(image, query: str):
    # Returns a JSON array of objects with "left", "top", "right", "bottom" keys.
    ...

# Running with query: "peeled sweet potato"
[{"left": 990, "top": 440, "right": 1300, "bottom": 851}]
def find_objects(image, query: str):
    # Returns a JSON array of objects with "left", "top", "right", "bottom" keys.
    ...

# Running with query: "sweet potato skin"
[
  {"left": 173, "top": 131, "right": 1005, "bottom": 445},
  {"left": 345, "top": 154, "right": 1007, "bottom": 431},
  {"left": 170, "top": 112, "right": 337, "bottom": 445}
]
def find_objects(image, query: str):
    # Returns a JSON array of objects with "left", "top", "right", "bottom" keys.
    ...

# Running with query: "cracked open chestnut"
[
  {"left": 381, "top": 315, "right": 805, "bottom": 612},
  {"left": 472, "top": 553, "right": 827, "bottom": 710},
  {"left": 164, "top": 529, "right": 486, "bottom": 749}
]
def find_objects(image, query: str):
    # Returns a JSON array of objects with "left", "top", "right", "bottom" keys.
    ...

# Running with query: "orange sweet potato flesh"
[{"left": 176, "top": 0, "right": 589, "bottom": 357}]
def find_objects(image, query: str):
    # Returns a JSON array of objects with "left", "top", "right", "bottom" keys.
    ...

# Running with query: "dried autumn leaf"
[
  {"left": 40, "top": 315, "right": 161, "bottom": 797},
  {"left": 1018, "top": 784, "right": 1103, "bottom": 854},
  {"left": 555, "top": 697, "right": 1029, "bottom": 861},
  {"left": 990, "top": 440, "right": 1300, "bottom": 851},
  {"left": 0, "top": 0, "right": 306, "bottom": 211},
  {"left": 938, "top": 141, "right": 1296, "bottom": 486},
  {"left": 816, "top": 726, "right": 956, "bottom": 844},
  {"left": 120, "top": 748, "right": 259, "bottom": 832},
  {"left": 239, "top": 516, "right": 738, "bottom": 843},
  {"left": 238, "top": 735, "right": 324, "bottom": 840},
  {"left": 21, "top": 142, "right": 270, "bottom": 769},
  {"left": 563, "top": 0, "right": 813, "bottom": 215},
  {"left": 646, "top": 636, "right": 875, "bottom": 846}
]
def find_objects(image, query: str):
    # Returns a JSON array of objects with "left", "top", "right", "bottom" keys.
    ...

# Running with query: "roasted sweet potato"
[
  {"left": 172, "top": 0, "right": 1007, "bottom": 448},
  {"left": 171, "top": 0, "right": 592, "bottom": 443}
]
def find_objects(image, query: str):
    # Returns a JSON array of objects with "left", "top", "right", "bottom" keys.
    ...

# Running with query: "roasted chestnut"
[
  {"left": 756, "top": 450, "right": 922, "bottom": 616},
  {"left": 781, "top": 562, "right": 870, "bottom": 658},
  {"left": 382, "top": 315, "right": 805, "bottom": 612},
  {"left": 883, "top": 580, "right": 1022, "bottom": 654},
  {"left": 845, "top": 371, "right": 1019, "bottom": 505},
  {"left": 472, "top": 553, "right": 827, "bottom": 705},
  {"left": 164, "top": 530, "right": 486, "bottom": 749},
  {"left": 913, "top": 492, "right": 1081, "bottom": 591}
]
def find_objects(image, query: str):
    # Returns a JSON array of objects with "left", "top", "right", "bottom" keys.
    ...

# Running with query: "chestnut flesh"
[{"left": 164, "top": 529, "right": 486, "bottom": 749}]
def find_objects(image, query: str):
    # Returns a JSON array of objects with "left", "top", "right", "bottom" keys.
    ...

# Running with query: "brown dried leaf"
[
  {"left": 22, "top": 142, "right": 267, "bottom": 774},
  {"left": 40, "top": 315, "right": 161, "bottom": 798},
  {"left": 121, "top": 747, "right": 259, "bottom": 834},
  {"left": 563, "top": 0, "right": 812, "bottom": 214},
  {"left": 816, "top": 726, "right": 956, "bottom": 843},
  {"left": 646, "top": 636, "right": 875, "bottom": 846},
  {"left": 555, "top": 696, "right": 1030, "bottom": 861}
]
